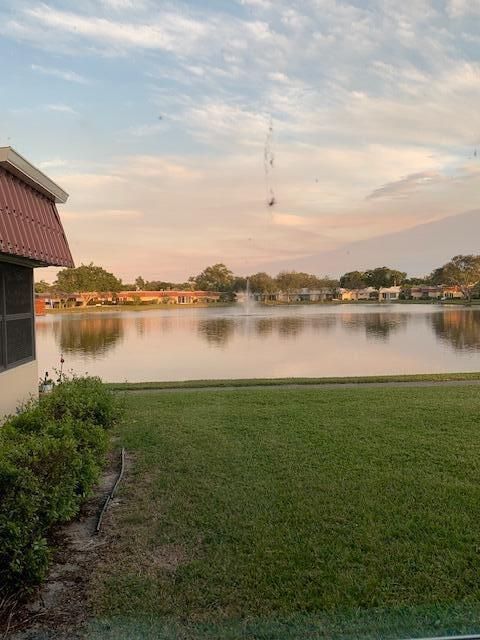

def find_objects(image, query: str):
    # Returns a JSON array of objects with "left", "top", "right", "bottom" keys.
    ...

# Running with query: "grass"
[
  {"left": 89, "top": 385, "right": 480, "bottom": 638},
  {"left": 106, "top": 371, "right": 480, "bottom": 391},
  {"left": 45, "top": 303, "right": 231, "bottom": 314}
]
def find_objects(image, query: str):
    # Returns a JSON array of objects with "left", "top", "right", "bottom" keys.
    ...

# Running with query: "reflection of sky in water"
[{"left": 35, "top": 305, "right": 480, "bottom": 382}]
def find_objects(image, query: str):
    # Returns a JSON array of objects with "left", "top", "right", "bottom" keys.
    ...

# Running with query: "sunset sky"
[{"left": 1, "top": 0, "right": 480, "bottom": 282}]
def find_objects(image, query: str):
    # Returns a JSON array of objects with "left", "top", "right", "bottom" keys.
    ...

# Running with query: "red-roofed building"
[{"left": 0, "top": 147, "right": 73, "bottom": 418}]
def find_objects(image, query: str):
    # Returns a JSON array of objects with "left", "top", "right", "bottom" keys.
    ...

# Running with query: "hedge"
[{"left": 0, "top": 376, "right": 122, "bottom": 594}]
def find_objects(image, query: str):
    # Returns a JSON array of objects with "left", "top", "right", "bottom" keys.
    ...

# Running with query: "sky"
[{"left": 1, "top": 0, "right": 480, "bottom": 282}]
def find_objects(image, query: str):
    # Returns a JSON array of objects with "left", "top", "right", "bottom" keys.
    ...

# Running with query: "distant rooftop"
[{"left": 0, "top": 146, "right": 68, "bottom": 204}]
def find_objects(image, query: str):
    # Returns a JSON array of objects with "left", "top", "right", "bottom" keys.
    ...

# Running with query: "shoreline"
[
  {"left": 41, "top": 299, "right": 480, "bottom": 314},
  {"left": 106, "top": 371, "right": 480, "bottom": 391}
]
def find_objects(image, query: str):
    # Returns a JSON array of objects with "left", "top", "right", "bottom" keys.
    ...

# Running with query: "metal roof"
[
  {"left": 0, "top": 162, "right": 74, "bottom": 268},
  {"left": 0, "top": 146, "right": 68, "bottom": 203}
]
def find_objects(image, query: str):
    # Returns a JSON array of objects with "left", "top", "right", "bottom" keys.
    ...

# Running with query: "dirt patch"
[
  {"left": 3, "top": 450, "right": 132, "bottom": 640},
  {"left": 150, "top": 544, "right": 187, "bottom": 572}
]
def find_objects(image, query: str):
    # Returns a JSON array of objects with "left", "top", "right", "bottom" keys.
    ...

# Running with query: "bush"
[
  {"left": 0, "top": 376, "right": 120, "bottom": 594},
  {"left": 40, "top": 375, "right": 122, "bottom": 428}
]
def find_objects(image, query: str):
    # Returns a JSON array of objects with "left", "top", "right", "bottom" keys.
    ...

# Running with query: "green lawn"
[
  {"left": 106, "top": 371, "right": 480, "bottom": 391},
  {"left": 89, "top": 386, "right": 480, "bottom": 639}
]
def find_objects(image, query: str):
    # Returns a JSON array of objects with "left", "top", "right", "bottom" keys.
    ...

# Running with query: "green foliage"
[
  {"left": 190, "top": 263, "right": 235, "bottom": 292},
  {"left": 55, "top": 263, "right": 122, "bottom": 293},
  {"left": 274, "top": 271, "right": 339, "bottom": 292},
  {"left": 431, "top": 254, "right": 480, "bottom": 299},
  {"left": 248, "top": 272, "right": 276, "bottom": 295},
  {"left": 340, "top": 270, "right": 366, "bottom": 289},
  {"left": 34, "top": 279, "right": 52, "bottom": 294},
  {"left": 364, "top": 266, "right": 406, "bottom": 289},
  {"left": 0, "top": 377, "right": 120, "bottom": 594},
  {"left": 40, "top": 375, "right": 122, "bottom": 429}
]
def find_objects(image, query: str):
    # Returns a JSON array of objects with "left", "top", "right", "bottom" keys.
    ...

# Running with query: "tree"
[
  {"left": 191, "top": 264, "right": 235, "bottom": 292},
  {"left": 340, "top": 271, "right": 366, "bottom": 289},
  {"left": 430, "top": 255, "right": 480, "bottom": 301},
  {"left": 275, "top": 271, "right": 305, "bottom": 294},
  {"left": 35, "top": 279, "right": 52, "bottom": 294},
  {"left": 135, "top": 276, "right": 145, "bottom": 290},
  {"left": 55, "top": 263, "right": 122, "bottom": 300},
  {"left": 275, "top": 271, "right": 336, "bottom": 292},
  {"left": 248, "top": 272, "right": 277, "bottom": 296},
  {"left": 403, "top": 276, "right": 432, "bottom": 286},
  {"left": 364, "top": 267, "right": 406, "bottom": 289},
  {"left": 231, "top": 276, "right": 247, "bottom": 292}
]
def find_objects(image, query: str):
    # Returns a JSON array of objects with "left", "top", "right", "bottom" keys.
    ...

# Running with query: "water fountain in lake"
[{"left": 245, "top": 277, "right": 252, "bottom": 315}]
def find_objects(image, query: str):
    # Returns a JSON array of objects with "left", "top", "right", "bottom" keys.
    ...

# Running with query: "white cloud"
[
  {"left": 23, "top": 4, "right": 209, "bottom": 55},
  {"left": 31, "top": 64, "right": 89, "bottom": 84},
  {"left": 101, "top": 0, "right": 150, "bottom": 9},
  {"left": 240, "top": 0, "right": 272, "bottom": 9},
  {"left": 38, "top": 158, "right": 69, "bottom": 170},
  {"left": 447, "top": 0, "right": 480, "bottom": 17},
  {"left": 366, "top": 171, "right": 442, "bottom": 200},
  {"left": 44, "top": 103, "right": 78, "bottom": 115}
]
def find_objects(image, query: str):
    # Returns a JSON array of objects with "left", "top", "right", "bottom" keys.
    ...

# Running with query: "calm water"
[{"left": 35, "top": 304, "right": 480, "bottom": 382}]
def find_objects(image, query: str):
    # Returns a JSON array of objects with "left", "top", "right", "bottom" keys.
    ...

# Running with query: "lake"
[{"left": 35, "top": 304, "right": 480, "bottom": 382}]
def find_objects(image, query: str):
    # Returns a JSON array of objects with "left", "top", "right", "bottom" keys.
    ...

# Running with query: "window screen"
[
  {"left": 0, "top": 262, "right": 35, "bottom": 371},
  {"left": 5, "top": 264, "right": 33, "bottom": 314},
  {"left": 6, "top": 318, "right": 34, "bottom": 365}
]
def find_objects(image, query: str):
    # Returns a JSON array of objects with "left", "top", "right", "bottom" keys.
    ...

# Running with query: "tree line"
[{"left": 35, "top": 255, "right": 480, "bottom": 301}]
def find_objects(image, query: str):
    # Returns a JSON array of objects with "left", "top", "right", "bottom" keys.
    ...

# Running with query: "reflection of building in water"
[
  {"left": 197, "top": 319, "right": 235, "bottom": 347},
  {"left": 53, "top": 316, "right": 124, "bottom": 355},
  {"left": 431, "top": 310, "right": 480, "bottom": 351},
  {"left": 197, "top": 314, "right": 338, "bottom": 345},
  {"left": 255, "top": 316, "right": 335, "bottom": 338},
  {"left": 340, "top": 313, "right": 408, "bottom": 341},
  {"left": 310, "top": 316, "right": 337, "bottom": 332},
  {"left": 277, "top": 317, "right": 305, "bottom": 337}
]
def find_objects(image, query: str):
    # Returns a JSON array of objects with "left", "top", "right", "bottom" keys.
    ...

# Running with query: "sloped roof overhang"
[{"left": 0, "top": 147, "right": 74, "bottom": 268}]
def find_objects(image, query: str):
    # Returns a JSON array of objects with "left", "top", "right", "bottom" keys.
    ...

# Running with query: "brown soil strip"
[{"left": 3, "top": 450, "right": 129, "bottom": 640}]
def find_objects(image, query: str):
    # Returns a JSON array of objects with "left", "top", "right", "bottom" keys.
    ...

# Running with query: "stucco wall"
[{"left": 0, "top": 360, "right": 38, "bottom": 421}]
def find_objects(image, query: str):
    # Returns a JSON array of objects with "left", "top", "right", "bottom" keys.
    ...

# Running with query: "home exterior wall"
[
  {"left": 379, "top": 286, "right": 402, "bottom": 301},
  {"left": 0, "top": 359, "right": 38, "bottom": 421},
  {"left": 410, "top": 287, "right": 443, "bottom": 299}
]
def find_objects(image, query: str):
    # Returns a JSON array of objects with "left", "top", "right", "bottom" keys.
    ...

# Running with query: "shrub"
[
  {"left": 0, "top": 376, "right": 120, "bottom": 594},
  {"left": 40, "top": 375, "right": 122, "bottom": 428}
]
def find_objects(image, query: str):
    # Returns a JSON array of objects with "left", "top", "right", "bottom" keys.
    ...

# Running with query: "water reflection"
[
  {"left": 197, "top": 315, "right": 335, "bottom": 347},
  {"left": 197, "top": 318, "right": 235, "bottom": 347},
  {"left": 52, "top": 316, "right": 124, "bottom": 355},
  {"left": 339, "top": 313, "right": 409, "bottom": 341},
  {"left": 431, "top": 309, "right": 480, "bottom": 351},
  {"left": 35, "top": 306, "right": 480, "bottom": 382}
]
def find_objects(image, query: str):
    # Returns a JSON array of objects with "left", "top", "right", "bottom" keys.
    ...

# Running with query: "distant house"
[
  {"left": 36, "top": 291, "right": 78, "bottom": 309},
  {"left": 296, "top": 288, "right": 335, "bottom": 302},
  {"left": 379, "top": 286, "right": 401, "bottom": 301},
  {"left": 116, "top": 290, "right": 220, "bottom": 304},
  {"left": 0, "top": 147, "right": 73, "bottom": 418},
  {"left": 338, "top": 287, "right": 377, "bottom": 301},
  {"left": 410, "top": 286, "right": 443, "bottom": 300},
  {"left": 275, "top": 287, "right": 337, "bottom": 303},
  {"left": 441, "top": 285, "right": 465, "bottom": 299}
]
